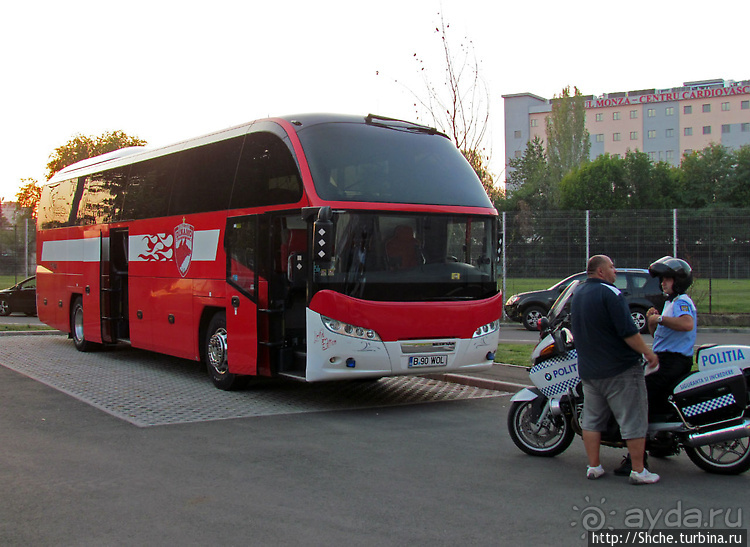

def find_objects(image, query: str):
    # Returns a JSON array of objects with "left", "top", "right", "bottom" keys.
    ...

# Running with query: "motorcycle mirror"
[{"left": 538, "top": 317, "right": 549, "bottom": 332}]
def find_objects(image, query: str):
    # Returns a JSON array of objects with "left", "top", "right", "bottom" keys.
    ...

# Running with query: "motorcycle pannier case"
[{"left": 673, "top": 366, "right": 748, "bottom": 426}]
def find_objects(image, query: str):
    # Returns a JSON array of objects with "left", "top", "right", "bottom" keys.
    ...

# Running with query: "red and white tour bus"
[{"left": 36, "top": 114, "right": 502, "bottom": 389}]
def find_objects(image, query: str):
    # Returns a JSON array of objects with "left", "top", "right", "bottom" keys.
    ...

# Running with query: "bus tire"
[
  {"left": 70, "top": 296, "right": 98, "bottom": 352},
  {"left": 205, "top": 311, "right": 247, "bottom": 391}
]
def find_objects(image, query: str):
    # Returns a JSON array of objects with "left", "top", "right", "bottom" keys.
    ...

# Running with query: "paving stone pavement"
[{"left": 0, "top": 334, "right": 510, "bottom": 427}]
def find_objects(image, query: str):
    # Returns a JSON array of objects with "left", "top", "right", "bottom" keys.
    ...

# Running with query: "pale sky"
[{"left": 1, "top": 0, "right": 747, "bottom": 202}]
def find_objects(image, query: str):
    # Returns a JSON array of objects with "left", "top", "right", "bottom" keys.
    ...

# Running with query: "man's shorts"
[{"left": 581, "top": 364, "right": 648, "bottom": 439}]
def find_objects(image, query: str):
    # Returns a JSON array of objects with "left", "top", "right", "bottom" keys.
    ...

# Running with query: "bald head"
[{"left": 587, "top": 255, "right": 616, "bottom": 283}]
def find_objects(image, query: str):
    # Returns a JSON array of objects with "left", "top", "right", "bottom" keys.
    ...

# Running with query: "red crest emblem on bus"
[{"left": 174, "top": 221, "right": 195, "bottom": 277}]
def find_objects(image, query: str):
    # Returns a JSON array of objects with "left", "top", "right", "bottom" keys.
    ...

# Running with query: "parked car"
[
  {"left": 504, "top": 269, "right": 664, "bottom": 333},
  {"left": 0, "top": 276, "right": 37, "bottom": 316}
]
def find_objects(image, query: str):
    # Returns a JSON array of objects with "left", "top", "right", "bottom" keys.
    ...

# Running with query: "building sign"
[{"left": 585, "top": 85, "right": 750, "bottom": 109}]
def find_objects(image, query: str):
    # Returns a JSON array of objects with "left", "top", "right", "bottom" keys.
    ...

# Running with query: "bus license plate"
[{"left": 408, "top": 355, "right": 448, "bottom": 368}]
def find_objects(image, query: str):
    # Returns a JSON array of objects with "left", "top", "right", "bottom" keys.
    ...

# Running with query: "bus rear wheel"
[
  {"left": 70, "top": 296, "right": 98, "bottom": 352},
  {"left": 205, "top": 311, "right": 247, "bottom": 390}
]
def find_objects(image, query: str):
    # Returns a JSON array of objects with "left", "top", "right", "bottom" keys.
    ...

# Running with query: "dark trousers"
[{"left": 646, "top": 351, "right": 693, "bottom": 416}]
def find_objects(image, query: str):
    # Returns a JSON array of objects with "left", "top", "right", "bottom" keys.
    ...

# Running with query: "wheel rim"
[
  {"left": 631, "top": 310, "right": 646, "bottom": 330},
  {"left": 73, "top": 305, "right": 85, "bottom": 343},
  {"left": 0, "top": 300, "right": 9, "bottom": 314},
  {"left": 208, "top": 328, "right": 228, "bottom": 375},
  {"left": 692, "top": 437, "right": 750, "bottom": 469},
  {"left": 512, "top": 400, "right": 568, "bottom": 452},
  {"left": 526, "top": 310, "right": 543, "bottom": 328}
]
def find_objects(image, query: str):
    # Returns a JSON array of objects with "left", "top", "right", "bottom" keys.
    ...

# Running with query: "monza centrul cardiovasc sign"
[{"left": 36, "top": 114, "right": 502, "bottom": 390}]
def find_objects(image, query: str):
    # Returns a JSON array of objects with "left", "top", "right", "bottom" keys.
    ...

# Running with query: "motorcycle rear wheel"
[
  {"left": 508, "top": 399, "right": 575, "bottom": 457},
  {"left": 684, "top": 437, "right": 750, "bottom": 475}
]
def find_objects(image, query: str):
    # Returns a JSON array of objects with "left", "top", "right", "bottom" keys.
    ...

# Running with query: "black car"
[
  {"left": 0, "top": 276, "right": 37, "bottom": 316},
  {"left": 504, "top": 269, "right": 664, "bottom": 333}
]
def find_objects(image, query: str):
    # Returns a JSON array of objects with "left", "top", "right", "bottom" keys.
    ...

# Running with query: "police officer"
[{"left": 646, "top": 256, "right": 697, "bottom": 416}]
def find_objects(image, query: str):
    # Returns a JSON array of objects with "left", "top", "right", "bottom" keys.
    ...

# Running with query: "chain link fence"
[
  {"left": 0, "top": 220, "right": 36, "bottom": 282},
  {"left": 500, "top": 208, "right": 750, "bottom": 315}
]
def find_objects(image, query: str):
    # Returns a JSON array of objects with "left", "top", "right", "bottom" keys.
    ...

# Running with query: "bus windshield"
[
  {"left": 316, "top": 212, "right": 497, "bottom": 302},
  {"left": 297, "top": 122, "right": 493, "bottom": 208}
]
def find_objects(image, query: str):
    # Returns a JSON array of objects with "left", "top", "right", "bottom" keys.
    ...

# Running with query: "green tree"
[
  {"left": 679, "top": 143, "right": 734, "bottom": 208},
  {"left": 545, "top": 86, "right": 591, "bottom": 184},
  {"left": 46, "top": 130, "right": 146, "bottom": 180},
  {"left": 501, "top": 136, "right": 551, "bottom": 210},
  {"left": 559, "top": 153, "right": 627, "bottom": 209},
  {"left": 719, "top": 145, "right": 750, "bottom": 207}
]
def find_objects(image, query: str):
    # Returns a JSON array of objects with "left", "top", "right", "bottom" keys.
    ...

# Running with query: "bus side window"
[
  {"left": 40, "top": 178, "right": 80, "bottom": 229},
  {"left": 231, "top": 132, "right": 303, "bottom": 209},
  {"left": 121, "top": 155, "right": 176, "bottom": 220},
  {"left": 170, "top": 136, "right": 243, "bottom": 216},
  {"left": 77, "top": 168, "right": 130, "bottom": 225}
]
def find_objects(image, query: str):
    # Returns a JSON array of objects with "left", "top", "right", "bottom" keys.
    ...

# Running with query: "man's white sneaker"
[
  {"left": 629, "top": 468, "right": 660, "bottom": 485},
  {"left": 587, "top": 465, "right": 605, "bottom": 479}
]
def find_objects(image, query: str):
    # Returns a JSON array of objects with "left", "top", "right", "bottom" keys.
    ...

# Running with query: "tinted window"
[
  {"left": 121, "top": 155, "right": 177, "bottom": 220},
  {"left": 39, "top": 178, "right": 80, "bottom": 229},
  {"left": 297, "top": 122, "right": 492, "bottom": 208},
  {"left": 77, "top": 167, "right": 130, "bottom": 225},
  {"left": 170, "top": 136, "right": 244, "bottom": 216},
  {"left": 231, "top": 132, "right": 303, "bottom": 209}
]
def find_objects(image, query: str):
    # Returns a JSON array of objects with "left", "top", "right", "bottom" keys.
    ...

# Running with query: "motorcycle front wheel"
[
  {"left": 684, "top": 437, "right": 750, "bottom": 475},
  {"left": 507, "top": 399, "right": 575, "bottom": 457}
]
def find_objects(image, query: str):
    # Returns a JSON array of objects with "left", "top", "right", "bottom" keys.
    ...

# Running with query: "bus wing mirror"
[{"left": 313, "top": 207, "right": 334, "bottom": 267}]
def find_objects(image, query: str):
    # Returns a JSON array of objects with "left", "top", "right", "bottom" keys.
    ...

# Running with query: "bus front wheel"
[{"left": 205, "top": 312, "right": 247, "bottom": 391}]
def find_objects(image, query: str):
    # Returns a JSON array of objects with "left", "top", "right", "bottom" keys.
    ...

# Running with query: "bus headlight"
[
  {"left": 473, "top": 319, "right": 500, "bottom": 338},
  {"left": 322, "top": 316, "right": 381, "bottom": 341}
]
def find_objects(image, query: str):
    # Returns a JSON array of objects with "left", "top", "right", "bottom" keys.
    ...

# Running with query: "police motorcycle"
[{"left": 507, "top": 280, "right": 750, "bottom": 475}]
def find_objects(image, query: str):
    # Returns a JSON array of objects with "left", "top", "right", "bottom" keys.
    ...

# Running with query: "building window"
[
  {"left": 703, "top": 104, "right": 711, "bottom": 113},
  {"left": 666, "top": 128, "right": 674, "bottom": 138},
  {"left": 648, "top": 152, "right": 656, "bottom": 161},
  {"left": 514, "top": 150, "right": 522, "bottom": 158},
  {"left": 743, "top": 123, "right": 750, "bottom": 132},
  {"left": 647, "top": 130, "right": 656, "bottom": 139},
  {"left": 666, "top": 150, "right": 674, "bottom": 161},
  {"left": 703, "top": 126, "right": 712, "bottom": 135},
  {"left": 684, "top": 127, "right": 693, "bottom": 136},
  {"left": 596, "top": 113, "right": 603, "bottom": 122},
  {"left": 613, "top": 132, "right": 621, "bottom": 141},
  {"left": 684, "top": 105, "right": 692, "bottom": 114},
  {"left": 647, "top": 108, "right": 656, "bottom": 117},
  {"left": 613, "top": 112, "right": 621, "bottom": 120},
  {"left": 685, "top": 149, "right": 693, "bottom": 155},
  {"left": 630, "top": 131, "right": 638, "bottom": 140},
  {"left": 722, "top": 102, "right": 730, "bottom": 111},
  {"left": 722, "top": 124, "right": 731, "bottom": 134},
  {"left": 742, "top": 101, "right": 749, "bottom": 110},
  {"left": 514, "top": 130, "right": 522, "bottom": 138},
  {"left": 530, "top": 119, "right": 538, "bottom": 127},
  {"left": 630, "top": 110, "right": 638, "bottom": 119},
  {"left": 595, "top": 134, "right": 604, "bottom": 142},
  {"left": 613, "top": 154, "right": 621, "bottom": 159},
  {"left": 665, "top": 107, "right": 675, "bottom": 116}
]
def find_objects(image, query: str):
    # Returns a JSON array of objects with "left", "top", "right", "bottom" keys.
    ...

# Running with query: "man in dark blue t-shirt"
[{"left": 570, "top": 255, "right": 660, "bottom": 485}]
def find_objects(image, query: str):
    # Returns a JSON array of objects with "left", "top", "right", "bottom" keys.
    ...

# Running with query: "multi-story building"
[{"left": 503, "top": 78, "right": 750, "bottom": 175}]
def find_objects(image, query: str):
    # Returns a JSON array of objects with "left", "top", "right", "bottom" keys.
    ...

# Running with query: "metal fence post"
[
  {"left": 585, "top": 210, "right": 590, "bottom": 261},
  {"left": 673, "top": 208, "right": 678, "bottom": 258}
]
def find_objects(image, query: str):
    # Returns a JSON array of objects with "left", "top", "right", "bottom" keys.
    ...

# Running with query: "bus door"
[
  {"left": 100, "top": 228, "right": 129, "bottom": 343},
  {"left": 225, "top": 216, "right": 261, "bottom": 376},
  {"left": 225, "top": 213, "right": 308, "bottom": 379}
]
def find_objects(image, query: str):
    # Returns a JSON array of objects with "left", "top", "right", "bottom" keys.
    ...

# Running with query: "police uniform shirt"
[{"left": 652, "top": 294, "right": 697, "bottom": 357}]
